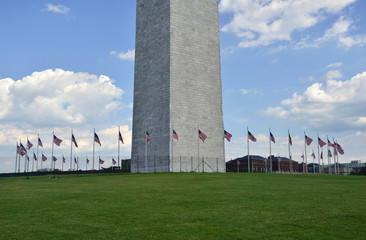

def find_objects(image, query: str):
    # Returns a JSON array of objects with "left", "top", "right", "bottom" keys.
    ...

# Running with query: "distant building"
[
  {"left": 226, "top": 155, "right": 269, "bottom": 173},
  {"left": 270, "top": 156, "right": 299, "bottom": 173}
]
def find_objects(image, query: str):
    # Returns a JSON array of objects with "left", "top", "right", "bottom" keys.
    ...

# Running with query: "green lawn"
[{"left": 0, "top": 173, "right": 365, "bottom": 239}]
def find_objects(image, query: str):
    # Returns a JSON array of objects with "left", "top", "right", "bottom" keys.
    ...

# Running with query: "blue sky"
[{"left": 1, "top": 0, "right": 366, "bottom": 173}]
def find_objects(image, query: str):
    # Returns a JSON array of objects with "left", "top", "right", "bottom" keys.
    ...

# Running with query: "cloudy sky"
[{"left": 1, "top": 0, "right": 366, "bottom": 173}]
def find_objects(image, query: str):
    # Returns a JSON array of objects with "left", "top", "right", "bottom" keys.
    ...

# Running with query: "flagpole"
[
  {"left": 62, "top": 154, "right": 64, "bottom": 171},
  {"left": 51, "top": 132, "right": 55, "bottom": 171},
  {"left": 77, "top": 156, "right": 79, "bottom": 171},
  {"left": 19, "top": 139, "right": 22, "bottom": 173},
  {"left": 70, "top": 129, "right": 73, "bottom": 171},
  {"left": 304, "top": 131, "right": 308, "bottom": 174},
  {"left": 317, "top": 133, "right": 321, "bottom": 174},
  {"left": 118, "top": 126, "right": 120, "bottom": 170},
  {"left": 99, "top": 156, "right": 100, "bottom": 170},
  {"left": 269, "top": 128, "right": 272, "bottom": 174},
  {"left": 15, "top": 141, "right": 18, "bottom": 173},
  {"left": 288, "top": 130, "right": 292, "bottom": 174},
  {"left": 332, "top": 138, "right": 336, "bottom": 175},
  {"left": 247, "top": 127, "right": 250, "bottom": 173},
  {"left": 198, "top": 126, "right": 200, "bottom": 172},
  {"left": 93, "top": 128, "right": 95, "bottom": 171},
  {"left": 32, "top": 149, "right": 35, "bottom": 172},
  {"left": 36, "top": 134, "right": 39, "bottom": 171},
  {"left": 86, "top": 156, "right": 88, "bottom": 171},
  {"left": 336, "top": 140, "right": 340, "bottom": 175},
  {"left": 41, "top": 151, "right": 43, "bottom": 170},
  {"left": 145, "top": 130, "right": 148, "bottom": 173},
  {"left": 25, "top": 137, "right": 29, "bottom": 173},
  {"left": 23, "top": 140, "right": 27, "bottom": 173},
  {"left": 171, "top": 125, "right": 174, "bottom": 172},
  {"left": 327, "top": 136, "right": 330, "bottom": 174}
]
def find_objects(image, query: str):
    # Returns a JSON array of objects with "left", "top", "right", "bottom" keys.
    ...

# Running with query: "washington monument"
[{"left": 131, "top": 0, "right": 225, "bottom": 173}]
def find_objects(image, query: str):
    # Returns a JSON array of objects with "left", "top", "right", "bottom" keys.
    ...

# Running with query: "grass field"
[{"left": 0, "top": 173, "right": 365, "bottom": 240}]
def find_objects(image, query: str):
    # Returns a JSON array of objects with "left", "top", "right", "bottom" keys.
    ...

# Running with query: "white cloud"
[
  {"left": 110, "top": 49, "right": 135, "bottom": 61},
  {"left": 0, "top": 69, "right": 124, "bottom": 127},
  {"left": 219, "top": 0, "right": 357, "bottom": 48},
  {"left": 327, "top": 62, "right": 343, "bottom": 68},
  {"left": 263, "top": 71, "right": 366, "bottom": 131},
  {"left": 325, "top": 70, "right": 343, "bottom": 80},
  {"left": 241, "top": 88, "right": 261, "bottom": 95},
  {"left": 42, "top": 3, "right": 70, "bottom": 14}
]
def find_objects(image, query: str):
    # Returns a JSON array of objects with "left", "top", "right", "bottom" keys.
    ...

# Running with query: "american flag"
[
  {"left": 99, "top": 158, "right": 105, "bottom": 164},
  {"left": 119, "top": 131, "right": 124, "bottom": 144},
  {"left": 318, "top": 137, "right": 326, "bottom": 147},
  {"left": 311, "top": 152, "right": 316, "bottom": 159},
  {"left": 301, "top": 154, "right": 304, "bottom": 159},
  {"left": 328, "top": 139, "right": 334, "bottom": 148},
  {"left": 53, "top": 135, "right": 62, "bottom": 146},
  {"left": 38, "top": 137, "right": 43, "bottom": 147},
  {"left": 248, "top": 131, "right": 257, "bottom": 142},
  {"left": 33, "top": 152, "right": 37, "bottom": 161},
  {"left": 270, "top": 132, "right": 275, "bottom": 143},
  {"left": 52, "top": 156, "right": 57, "bottom": 162},
  {"left": 334, "top": 148, "right": 338, "bottom": 156},
  {"left": 27, "top": 140, "right": 33, "bottom": 150},
  {"left": 72, "top": 134, "right": 78, "bottom": 147},
  {"left": 63, "top": 156, "right": 66, "bottom": 163},
  {"left": 87, "top": 158, "right": 90, "bottom": 164},
  {"left": 328, "top": 149, "right": 332, "bottom": 157},
  {"left": 173, "top": 129, "right": 179, "bottom": 140},
  {"left": 335, "top": 142, "right": 344, "bottom": 155},
  {"left": 198, "top": 130, "right": 207, "bottom": 142},
  {"left": 146, "top": 131, "right": 150, "bottom": 142},
  {"left": 19, "top": 143, "right": 27, "bottom": 156},
  {"left": 305, "top": 135, "right": 313, "bottom": 146},
  {"left": 288, "top": 133, "right": 292, "bottom": 146},
  {"left": 42, "top": 154, "right": 47, "bottom": 161},
  {"left": 224, "top": 130, "right": 232, "bottom": 142},
  {"left": 112, "top": 158, "right": 116, "bottom": 165},
  {"left": 74, "top": 157, "right": 77, "bottom": 164},
  {"left": 94, "top": 132, "right": 101, "bottom": 146},
  {"left": 320, "top": 152, "right": 323, "bottom": 160}
]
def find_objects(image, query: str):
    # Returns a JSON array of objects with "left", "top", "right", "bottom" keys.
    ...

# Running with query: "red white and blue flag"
[
  {"left": 199, "top": 130, "right": 207, "bottom": 142},
  {"left": 146, "top": 131, "right": 150, "bottom": 142},
  {"left": 335, "top": 142, "right": 344, "bottom": 155},
  {"left": 72, "top": 134, "right": 78, "bottom": 147},
  {"left": 74, "top": 157, "right": 77, "bottom": 164},
  {"left": 94, "top": 132, "right": 101, "bottom": 146},
  {"left": 305, "top": 135, "right": 313, "bottom": 146},
  {"left": 38, "top": 137, "right": 43, "bottom": 147},
  {"left": 288, "top": 133, "right": 292, "bottom": 146},
  {"left": 42, "top": 154, "right": 47, "bottom": 161},
  {"left": 33, "top": 152, "right": 37, "bottom": 161},
  {"left": 112, "top": 158, "right": 116, "bottom": 165},
  {"left": 19, "top": 143, "right": 27, "bottom": 155},
  {"left": 63, "top": 156, "right": 66, "bottom": 163},
  {"left": 318, "top": 137, "right": 326, "bottom": 147},
  {"left": 27, "top": 140, "right": 33, "bottom": 150},
  {"left": 53, "top": 135, "right": 62, "bottom": 146},
  {"left": 119, "top": 131, "right": 124, "bottom": 144},
  {"left": 248, "top": 131, "right": 257, "bottom": 142},
  {"left": 172, "top": 129, "right": 178, "bottom": 140},
  {"left": 311, "top": 152, "right": 316, "bottom": 159},
  {"left": 52, "top": 156, "right": 57, "bottom": 162},
  {"left": 87, "top": 158, "right": 90, "bottom": 164},
  {"left": 270, "top": 132, "right": 275, "bottom": 143},
  {"left": 224, "top": 130, "right": 232, "bottom": 142},
  {"left": 99, "top": 158, "right": 105, "bottom": 164},
  {"left": 328, "top": 149, "right": 332, "bottom": 157},
  {"left": 328, "top": 139, "right": 334, "bottom": 148}
]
